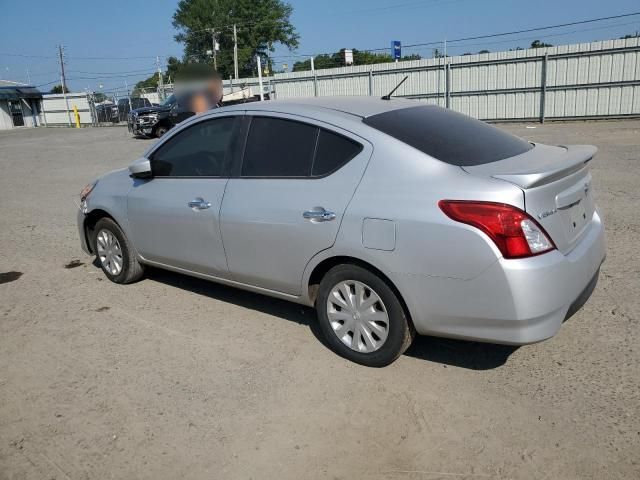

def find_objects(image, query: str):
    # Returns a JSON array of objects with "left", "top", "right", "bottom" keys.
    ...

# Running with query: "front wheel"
[
  {"left": 154, "top": 124, "right": 169, "bottom": 138},
  {"left": 93, "top": 218, "right": 145, "bottom": 284},
  {"left": 316, "top": 264, "right": 414, "bottom": 367}
]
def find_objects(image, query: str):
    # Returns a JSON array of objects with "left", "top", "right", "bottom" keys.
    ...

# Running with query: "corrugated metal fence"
[
  {"left": 272, "top": 37, "right": 640, "bottom": 122},
  {"left": 41, "top": 93, "right": 93, "bottom": 126}
]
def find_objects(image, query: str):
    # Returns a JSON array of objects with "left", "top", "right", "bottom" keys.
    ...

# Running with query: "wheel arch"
[
  {"left": 306, "top": 255, "right": 415, "bottom": 333},
  {"left": 83, "top": 209, "right": 121, "bottom": 254}
]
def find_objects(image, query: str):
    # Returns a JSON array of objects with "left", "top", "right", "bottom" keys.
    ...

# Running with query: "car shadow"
[
  {"left": 144, "top": 268, "right": 327, "bottom": 346},
  {"left": 404, "top": 336, "right": 518, "bottom": 370},
  {"left": 109, "top": 266, "right": 518, "bottom": 370}
]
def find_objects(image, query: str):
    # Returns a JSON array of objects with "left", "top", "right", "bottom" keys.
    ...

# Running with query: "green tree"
[
  {"left": 620, "top": 31, "right": 639, "bottom": 39},
  {"left": 530, "top": 40, "right": 553, "bottom": 48},
  {"left": 50, "top": 84, "right": 69, "bottom": 94},
  {"left": 172, "top": 0, "right": 299, "bottom": 78}
]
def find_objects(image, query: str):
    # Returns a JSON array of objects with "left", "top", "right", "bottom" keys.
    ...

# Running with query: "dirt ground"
[{"left": 0, "top": 120, "right": 638, "bottom": 480}]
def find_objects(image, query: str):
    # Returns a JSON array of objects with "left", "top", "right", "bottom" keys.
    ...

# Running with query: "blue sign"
[{"left": 391, "top": 41, "right": 401, "bottom": 60}]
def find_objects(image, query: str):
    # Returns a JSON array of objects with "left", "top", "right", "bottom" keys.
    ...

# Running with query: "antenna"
[{"left": 381, "top": 75, "right": 408, "bottom": 100}]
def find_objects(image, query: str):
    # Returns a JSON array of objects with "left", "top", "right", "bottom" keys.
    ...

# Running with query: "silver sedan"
[{"left": 77, "top": 97, "right": 606, "bottom": 366}]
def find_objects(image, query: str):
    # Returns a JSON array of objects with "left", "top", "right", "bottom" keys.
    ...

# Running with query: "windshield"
[
  {"left": 363, "top": 105, "right": 533, "bottom": 166},
  {"left": 160, "top": 94, "right": 176, "bottom": 107}
]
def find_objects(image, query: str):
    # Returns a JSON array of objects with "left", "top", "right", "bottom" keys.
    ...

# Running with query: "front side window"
[
  {"left": 242, "top": 117, "right": 318, "bottom": 177},
  {"left": 151, "top": 116, "right": 236, "bottom": 177}
]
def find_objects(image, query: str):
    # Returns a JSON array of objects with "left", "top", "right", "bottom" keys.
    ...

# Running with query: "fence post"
[
  {"left": 540, "top": 54, "right": 548, "bottom": 123},
  {"left": 41, "top": 99, "right": 48, "bottom": 127},
  {"left": 313, "top": 73, "right": 318, "bottom": 97},
  {"left": 445, "top": 61, "right": 451, "bottom": 109},
  {"left": 368, "top": 69, "right": 373, "bottom": 96}
]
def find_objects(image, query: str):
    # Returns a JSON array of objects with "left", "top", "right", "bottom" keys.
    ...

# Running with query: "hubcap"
[
  {"left": 326, "top": 280, "right": 389, "bottom": 353},
  {"left": 96, "top": 229, "right": 123, "bottom": 276}
]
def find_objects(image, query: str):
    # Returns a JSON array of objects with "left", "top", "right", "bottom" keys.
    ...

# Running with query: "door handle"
[
  {"left": 188, "top": 198, "right": 211, "bottom": 210},
  {"left": 303, "top": 208, "right": 336, "bottom": 222}
]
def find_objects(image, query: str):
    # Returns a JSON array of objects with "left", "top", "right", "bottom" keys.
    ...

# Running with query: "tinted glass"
[
  {"left": 312, "top": 129, "right": 363, "bottom": 176},
  {"left": 242, "top": 117, "right": 317, "bottom": 177},
  {"left": 152, "top": 117, "right": 235, "bottom": 177},
  {"left": 363, "top": 105, "right": 533, "bottom": 166}
]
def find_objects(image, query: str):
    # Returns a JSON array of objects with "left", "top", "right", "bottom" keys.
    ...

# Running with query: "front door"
[
  {"left": 127, "top": 114, "right": 240, "bottom": 276},
  {"left": 8, "top": 101, "right": 24, "bottom": 127},
  {"left": 221, "top": 114, "right": 371, "bottom": 295}
]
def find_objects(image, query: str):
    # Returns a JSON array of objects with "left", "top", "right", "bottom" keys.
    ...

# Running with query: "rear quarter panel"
[
  {"left": 302, "top": 134, "right": 525, "bottom": 310},
  {"left": 339, "top": 138, "right": 525, "bottom": 278}
]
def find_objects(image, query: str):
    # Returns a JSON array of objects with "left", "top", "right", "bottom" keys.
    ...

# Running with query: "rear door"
[{"left": 220, "top": 114, "right": 372, "bottom": 295}]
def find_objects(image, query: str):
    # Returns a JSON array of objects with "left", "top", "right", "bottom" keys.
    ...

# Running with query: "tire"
[
  {"left": 93, "top": 217, "right": 145, "bottom": 284},
  {"left": 154, "top": 124, "right": 169, "bottom": 138},
  {"left": 316, "top": 264, "right": 414, "bottom": 367}
]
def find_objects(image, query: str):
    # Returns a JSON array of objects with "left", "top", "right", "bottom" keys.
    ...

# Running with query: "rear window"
[
  {"left": 312, "top": 129, "right": 363, "bottom": 176},
  {"left": 363, "top": 105, "right": 533, "bottom": 166}
]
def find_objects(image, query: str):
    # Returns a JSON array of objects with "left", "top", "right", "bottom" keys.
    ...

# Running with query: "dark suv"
[
  {"left": 117, "top": 97, "right": 152, "bottom": 122},
  {"left": 127, "top": 93, "right": 196, "bottom": 138}
]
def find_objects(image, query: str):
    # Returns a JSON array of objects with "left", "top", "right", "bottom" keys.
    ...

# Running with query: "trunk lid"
[{"left": 463, "top": 144, "right": 597, "bottom": 254}]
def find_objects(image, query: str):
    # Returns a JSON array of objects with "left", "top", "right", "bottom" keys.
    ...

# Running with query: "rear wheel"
[
  {"left": 93, "top": 218, "right": 145, "bottom": 284},
  {"left": 316, "top": 264, "right": 413, "bottom": 367}
]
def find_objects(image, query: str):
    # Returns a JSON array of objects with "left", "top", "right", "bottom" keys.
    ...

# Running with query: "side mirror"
[{"left": 129, "top": 157, "right": 152, "bottom": 179}]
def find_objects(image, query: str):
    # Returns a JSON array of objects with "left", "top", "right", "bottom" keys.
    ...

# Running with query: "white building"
[{"left": 0, "top": 80, "right": 43, "bottom": 130}]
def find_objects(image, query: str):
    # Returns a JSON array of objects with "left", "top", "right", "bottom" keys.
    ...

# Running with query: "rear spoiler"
[{"left": 464, "top": 144, "right": 596, "bottom": 189}]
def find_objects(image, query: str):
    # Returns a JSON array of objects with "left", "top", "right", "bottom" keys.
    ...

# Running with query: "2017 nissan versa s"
[{"left": 77, "top": 97, "right": 606, "bottom": 367}]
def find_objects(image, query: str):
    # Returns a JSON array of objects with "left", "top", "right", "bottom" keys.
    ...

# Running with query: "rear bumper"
[{"left": 394, "top": 210, "right": 606, "bottom": 344}]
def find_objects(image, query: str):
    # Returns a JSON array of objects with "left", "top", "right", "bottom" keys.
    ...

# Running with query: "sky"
[{"left": 1, "top": 0, "right": 639, "bottom": 94}]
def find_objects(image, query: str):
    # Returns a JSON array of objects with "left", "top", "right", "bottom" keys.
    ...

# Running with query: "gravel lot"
[{"left": 0, "top": 120, "right": 638, "bottom": 480}]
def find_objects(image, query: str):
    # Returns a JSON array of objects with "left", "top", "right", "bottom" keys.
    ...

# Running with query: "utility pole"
[
  {"left": 310, "top": 56, "right": 315, "bottom": 72},
  {"left": 58, "top": 45, "right": 72, "bottom": 126},
  {"left": 233, "top": 24, "right": 239, "bottom": 81},
  {"left": 256, "top": 55, "right": 264, "bottom": 101},
  {"left": 210, "top": 29, "right": 218, "bottom": 70},
  {"left": 156, "top": 56, "right": 164, "bottom": 101},
  {"left": 26, "top": 69, "right": 31, "bottom": 85},
  {"left": 58, "top": 45, "right": 68, "bottom": 93}
]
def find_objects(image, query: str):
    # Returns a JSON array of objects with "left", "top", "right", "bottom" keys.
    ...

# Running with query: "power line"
[
  {"left": 273, "top": 11, "right": 640, "bottom": 60},
  {"left": 67, "top": 67, "right": 158, "bottom": 75},
  {"left": 0, "top": 52, "right": 56, "bottom": 59},
  {"left": 402, "top": 11, "right": 640, "bottom": 50},
  {"left": 429, "top": 19, "right": 640, "bottom": 52},
  {"left": 7, "top": 10, "right": 640, "bottom": 81},
  {"left": 345, "top": 0, "right": 466, "bottom": 15}
]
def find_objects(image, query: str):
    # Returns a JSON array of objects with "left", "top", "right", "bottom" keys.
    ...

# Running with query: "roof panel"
[{"left": 223, "top": 96, "right": 421, "bottom": 118}]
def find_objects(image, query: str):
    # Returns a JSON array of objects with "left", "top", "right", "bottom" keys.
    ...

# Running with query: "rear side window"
[
  {"left": 242, "top": 117, "right": 317, "bottom": 177},
  {"left": 151, "top": 116, "right": 236, "bottom": 177},
  {"left": 312, "top": 129, "right": 363, "bottom": 176},
  {"left": 363, "top": 105, "right": 533, "bottom": 166}
]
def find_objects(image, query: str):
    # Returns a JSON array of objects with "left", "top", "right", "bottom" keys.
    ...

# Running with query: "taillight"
[{"left": 438, "top": 200, "right": 555, "bottom": 259}]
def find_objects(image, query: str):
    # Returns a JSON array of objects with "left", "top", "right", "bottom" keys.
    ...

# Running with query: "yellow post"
[{"left": 73, "top": 104, "right": 81, "bottom": 128}]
